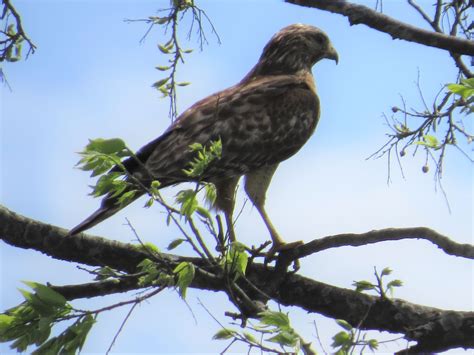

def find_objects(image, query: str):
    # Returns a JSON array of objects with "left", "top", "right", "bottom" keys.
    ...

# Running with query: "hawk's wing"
[{"left": 135, "top": 73, "right": 320, "bottom": 184}]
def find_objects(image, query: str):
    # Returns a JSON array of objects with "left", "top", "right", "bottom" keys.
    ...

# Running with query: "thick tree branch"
[
  {"left": 53, "top": 278, "right": 144, "bottom": 300},
  {"left": 285, "top": 0, "right": 474, "bottom": 56},
  {"left": 0, "top": 205, "right": 191, "bottom": 273},
  {"left": 1, "top": 205, "right": 473, "bottom": 352}
]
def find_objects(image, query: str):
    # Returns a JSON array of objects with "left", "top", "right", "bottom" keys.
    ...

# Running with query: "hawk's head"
[{"left": 247, "top": 24, "right": 338, "bottom": 79}]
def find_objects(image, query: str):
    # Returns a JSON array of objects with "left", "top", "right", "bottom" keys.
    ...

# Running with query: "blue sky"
[{"left": 1, "top": 0, "right": 472, "bottom": 353}]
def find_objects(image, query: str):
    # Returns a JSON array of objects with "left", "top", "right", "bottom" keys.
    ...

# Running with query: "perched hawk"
[{"left": 70, "top": 24, "right": 338, "bottom": 254}]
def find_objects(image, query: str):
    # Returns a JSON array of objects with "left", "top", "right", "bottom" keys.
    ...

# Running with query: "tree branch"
[
  {"left": 289, "top": 227, "right": 474, "bottom": 261},
  {"left": 1, "top": 0, "right": 36, "bottom": 59},
  {"left": 1, "top": 205, "right": 473, "bottom": 352},
  {"left": 285, "top": 0, "right": 474, "bottom": 56}
]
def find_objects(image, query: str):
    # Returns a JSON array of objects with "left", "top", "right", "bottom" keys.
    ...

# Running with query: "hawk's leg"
[
  {"left": 214, "top": 176, "right": 240, "bottom": 243},
  {"left": 244, "top": 165, "right": 303, "bottom": 255}
]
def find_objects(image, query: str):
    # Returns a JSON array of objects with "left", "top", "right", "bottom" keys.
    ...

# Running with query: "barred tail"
[{"left": 69, "top": 190, "right": 144, "bottom": 235}]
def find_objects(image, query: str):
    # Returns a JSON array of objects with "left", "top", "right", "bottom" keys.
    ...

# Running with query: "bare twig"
[{"left": 106, "top": 302, "right": 138, "bottom": 355}]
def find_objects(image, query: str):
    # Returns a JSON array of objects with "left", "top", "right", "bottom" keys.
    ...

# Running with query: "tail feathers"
[{"left": 69, "top": 191, "right": 144, "bottom": 235}]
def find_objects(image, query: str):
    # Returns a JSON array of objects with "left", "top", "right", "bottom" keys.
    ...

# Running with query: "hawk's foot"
[{"left": 265, "top": 240, "right": 303, "bottom": 260}]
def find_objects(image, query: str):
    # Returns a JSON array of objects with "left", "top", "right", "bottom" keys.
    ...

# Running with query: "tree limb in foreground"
[
  {"left": 1, "top": 205, "right": 473, "bottom": 352},
  {"left": 285, "top": 0, "right": 474, "bottom": 56}
]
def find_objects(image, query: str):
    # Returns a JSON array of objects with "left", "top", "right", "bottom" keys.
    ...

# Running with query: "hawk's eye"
[{"left": 312, "top": 34, "right": 324, "bottom": 45}]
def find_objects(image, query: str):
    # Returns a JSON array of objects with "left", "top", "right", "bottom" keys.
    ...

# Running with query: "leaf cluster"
[
  {"left": 447, "top": 78, "right": 474, "bottom": 112},
  {"left": 352, "top": 267, "right": 403, "bottom": 298},
  {"left": 183, "top": 139, "right": 222, "bottom": 178},
  {"left": 2, "top": 24, "right": 22, "bottom": 62},
  {"left": 373, "top": 76, "right": 473, "bottom": 188},
  {"left": 331, "top": 319, "right": 378, "bottom": 354},
  {"left": 76, "top": 138, "right": 143, "bottom": 207},
  {"left": 222, "top": 242, "right": 248, "bottom": 281},
  {"left": 213, "top": 310, "right": 304, "bottom": 353},
  {"left": 0, "top": 282, "right": 94, "bottom": 354},
  {"left": 137, "top": 258, "right": 173, "bottom": 288}
]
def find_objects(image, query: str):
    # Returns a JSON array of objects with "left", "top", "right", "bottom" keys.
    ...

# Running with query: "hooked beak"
[{"left": 325, "top": 45, "right": 339, "bottom": 64}]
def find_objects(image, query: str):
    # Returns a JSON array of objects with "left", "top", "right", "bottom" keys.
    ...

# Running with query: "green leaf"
[
  {"left": 204, "top": 183, "right": 217, "bottom": 207},
  {"left": 212, "top": 328, "right": 236, "bottom": 340},
  {"left": 243, "top": 332, "right": 257, "bottom": 344},
  {"left": 184, "top": 139, "right": 222, "bottom": 178},
  {"left": 380, "top": 267, "right": 392, "bottom": 277},
  {"left": 0, "top": 314, "right": 14, "bottom": 332},
  {"left": 92, "top": 172, "right": 124, "bottom": 197},
  {"left": 447, "top": 78, "right": 474, "bottom": 99},
  {"left": 387, "top": 279, "right": 403, "bottom": 288},
  {"left": 118, "top": 190, "right": 138, "bottom": 207},
  {"left": 335, "top": 319, "right": 353, "bottom": 331},
  {"left": 258, "top": 311, "right": 290, "bottom": 330},
  {"left": 352, "top": 280, "right": 375, "bottom": 293},
  {"left": 331, "top": 331, "right": 351, "bottom": 347},
  {"left": 142, "top": 242, "right": 160, "bottom": 253},
  {"left": 368, "top": 338, "right": 379, "bottom": 350},
  {"left": 144, "top": 197, "right": 154, "bottom": 208},
  {"left": 14, "top": 43, "right": 22, "bottom": 59},
  {"left": 175, "top": 189, "right": 198, "bottom": 217},
  {"left": 18, "top": 288, "right": 33, "bottom": 302},
  {"left": 137, "top": 258, "right": 155, "bottom": 270},
  {"left": 33, "top": 318, "right": 51, "bottom": 345},
  {"left": 28, "top": 295, "right": 57, "bottom": 317},
  {"left": 94, "top": 266, "right": 118, "bottom": 281},
  {"left": 155, "top": 65, "right": 170, "bottom": 71},
  {"left": 151, "top": 180, "right": 161, "bottom": 190},
  {"left": 22, "top": 282, "right": 67, "bottom": 308},
  {"left": 188, "top": 142, "right": 203, "bottom": 151},
  {"left": 89, "top": 160, "right": 115, "bottom": 178},
  {"left": 266, "top": 330, "right": 298, "bottom": 347},
  {"left": 85, "top": 138, "right": 126, "bottom": 155},
  {"left": 196, "top": 206, "right": 212, "bottom": 221},
  {"left": 177, "top": 82, "right": 191, "bottom": 86},
  {"left": 461, "top": 78, "right": 474, "bottom": 88},
  {"left": 225, "top": 242, "right": 248, "bottom": 279},
  {"left": 167, "top": 238, "right": 185, "bottom": 250},
  {"left": 174, "top": 262, "right": 195, "bottom": 299},
  {"left": 423, "top": 135, "right": 439, "bottom": 148},
  {"left": 31, "top": 315, "right": 96, "bottom": 355},
  {"left": 152, "top": 77, "right": 170, "bottom": 89},
  {"left": 74, "top": 314, "right": 96, "bottom": 351},
  {"left": 7, "top": 24, "right": 16, "bottom": 35},
  {"left": 158, "top": 44, "right": 171, "bottom": 53}
]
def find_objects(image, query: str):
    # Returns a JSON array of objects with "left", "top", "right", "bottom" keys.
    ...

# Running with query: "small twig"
[
  {"left": 1, "top": 0, "right": 36, "bottom": 58},
  {"left": 407, "top": 0, "right": 437, "bottom": 31},
  {"left": 188, "top": 215, "right": 216, "bottom": 263},
  {"left": 312, "top": 320, "right": 328, "bottom": 354},
  {"left": 106, "top": 302, "right": 138, "bottom": 355}
]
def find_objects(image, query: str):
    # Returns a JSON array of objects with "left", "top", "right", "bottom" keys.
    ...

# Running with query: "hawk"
[{"left": 70, "top": 24, "right": 338, "bottom": 254}]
